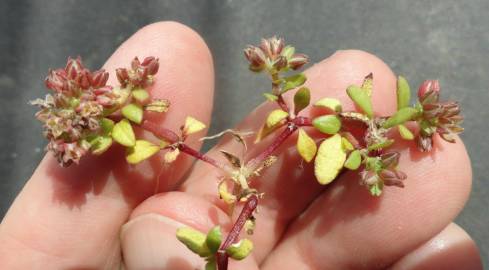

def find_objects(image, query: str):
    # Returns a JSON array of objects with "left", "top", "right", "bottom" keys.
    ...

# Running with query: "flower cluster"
[
  {"left": 361, "top": 152, "right": 407, "bottom": 195},
  {"left": 32, "top": 57, "right": 118, "bottom": 166},
  {"left": 116, "top": 56, "right": 159, "bottom": 88},
  {"left": 244, "top": 36, "right": 308, "bottom": 72},
  {"left": 415, "top": 80, "right": 464, "bottom": 151}
]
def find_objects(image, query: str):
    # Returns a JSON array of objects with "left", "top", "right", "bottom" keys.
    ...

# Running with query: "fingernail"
[{"left": 121, "top": 213, "right": 203, "bottom": 270}]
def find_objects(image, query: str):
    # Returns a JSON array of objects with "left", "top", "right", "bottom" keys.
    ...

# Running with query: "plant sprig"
[{"left": 31, "top": 36, "right": 464, "bottom": 270}]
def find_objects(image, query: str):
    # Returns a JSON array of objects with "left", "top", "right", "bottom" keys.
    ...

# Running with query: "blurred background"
[{"left": 0, "top": 0, "right": 487, "bottom": 266}]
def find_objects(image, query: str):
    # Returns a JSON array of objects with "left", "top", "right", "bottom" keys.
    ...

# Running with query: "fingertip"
[{"left": 391, "top": 223, "right": 483, "bottom": 270}]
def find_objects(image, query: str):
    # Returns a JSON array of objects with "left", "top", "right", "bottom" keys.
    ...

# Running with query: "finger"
[
  {"left": 121, "top": 49, "right": 402, "bottom": 268},
  {"left": 390, "top": 223, "right": 482, "bottom": 270},
  {"left": 0, "top": 21, "right": 214, "bottom": 269},
  {"left": 181, "top": 49, "right": 399, "bottom": 262},
  {"left": 261, "top": 132, "right": 471, "bottom": 268}
]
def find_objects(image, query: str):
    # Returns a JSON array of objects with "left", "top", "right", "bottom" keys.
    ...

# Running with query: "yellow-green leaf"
[
  {"left": 282, "top": 73, "right": 307, "bottom": 93},
  {"left": 218, "top": 180, "right": 237, "bottom": 204},
  {"left": 346, "top": 85, "right": 374, "bottom": 118},
  {"left": 145, "top": 99, "right": 170, "bottom": 113},
  {"left": 183, "top": 116, "right": 206, "bottom": 135},
  {"left": 293, "top": 87, "right": 310, "bottom": 115},
  {"left": 297, "top": 128, "right": 317, "bottom": 162},
  {"left": 341, "top": 137, "right": 354, "bottom": 151},
  {"left": 382, "top": 107, "right": 418, "bottom": 128},
  {"left": 112, "top": 119, "right": 135, "bottom": 147},
  {"left": 266, "top": 109, "right": 289, "bottom": 128},
  {"left": 226, "top": 239, "right": 253, "bottom": 260},
  {"left": 90, "top": 136, "right": 112, "bottom": 155},
  {"left": 263, "top": 93, "right": 278, "bottom": 102},
  {"left": 205, "top": 226, "right": 222, "bottom": 253},
  {"left": 132, "top": 88, "right": 150, "bottom": 104},
  {"left": 121, "top": 103, "right": 144, "bottom": 124},
  {"left": 255, "top": 123, "right": 280, "bottom": 143},
  {"left": 369, "top": 181, "right": 384, "bottom": 196},
  {"left": 314, "top": 98, "right": 342, "bottom": 113},
  {"left": 314, "top": 134, "right": 347, "bottom": 185},
  {"left": 126, "top": 140, "right": 160, "bottom": 164},
  {"left": 397, "top": 76, "right": 411, "bottom": 109},
  {"left": 398, "top": 124, "right": 414, "bottom": 140},
  {"left": 164, "top": 148, "right": 180, "bottom": 163},
  {"left": 176, "top": 227, "right": 211, "bottom": 257},
  {"left": 344, "top": 150, "right": 361, "bottom": 170},
  {"left": 100, "top": 118, "right": 114, "bottom": 135},
  {"left": 368, "top": 139, "right": 394, "bottom": 151},
  {"left": 312, "top": 115, "right": 341, "bottom": 134}
]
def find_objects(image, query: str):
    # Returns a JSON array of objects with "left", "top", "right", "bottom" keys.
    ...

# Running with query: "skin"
[{"left": 0, "top": 22, "right": 482, "bottom": 270}]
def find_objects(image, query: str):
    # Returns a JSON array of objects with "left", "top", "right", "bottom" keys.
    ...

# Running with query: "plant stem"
[
  {"left": 140, "top": 120, "right": 231, "bottom": 172},
  {"left": 217, "top": 194, "right": 259, "bottom": 270},
  {"left": 246, "top": 116, "right": 311, "bottom": 170}
]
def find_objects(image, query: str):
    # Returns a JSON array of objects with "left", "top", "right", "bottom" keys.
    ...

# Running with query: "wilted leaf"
[
  {"left": 132, "top": 88, "right": 150, "bottom": 104},
  {"left": 112, "top": 119, "right": 135, "bottom": 147},
  {"left": 361, "top": 73, "right": 373, "bottom": 97},
  {"left": 282, "top": 73, "right": 306, "bottom": 93},
  {"left": 382, "top": 107, "right": 418, "bottom": 128},
  {"left": 314, "top": 134, "right": 347, "bottom": 185},
  {"left": 145, "top": 99, "right": 170, "bottom": 113},
  {"left": 296, "top": 128, "right": 317, "bottom": 162},
  {"left": 397, "top": 76, "right": 411, "bottom": 109},
  {"left": 183, "top": 116, "right": 206, "bottom": 135},
  {"left": 220, "top": 150, "right": 242, "bottom": 168},
  {"left": 346, "top": 85, "right": 374, "bottom": 118},
  {"left": 205, "top": 226, "right": 222, "bottom": 253},
  {"left": 226, "top": 239, "right": 254, "bottom": 260},
  {"left": 176, "top": 227, "right": 211, "bottom": 257},
  {"left": 312, "top": 115, "right": 341, "bottom": 134},
  {"left": 121, "top": 103, "right": 144, "bottom": 124},
  {"left": 314, "top": 98, "right": 342, "bottom": 113},
  {"left": 344, "top": 149, "right": 361, "bottom": 170},
  {"left": 266, "top": 109, "right": 289, "bottom": 128},
  {"left": 126, "top": 140, "right": 160, "bottom": 164},
  {"left": 293, "top": 87, "right": 310, "bottom": 115},
  {"left": 398, "top": 124, "right": 414, "bottom": 140}
]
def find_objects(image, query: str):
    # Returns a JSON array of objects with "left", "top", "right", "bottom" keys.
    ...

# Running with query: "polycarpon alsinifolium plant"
[{"left": 31, "top": 37, "right": 464, "bottom": 270}]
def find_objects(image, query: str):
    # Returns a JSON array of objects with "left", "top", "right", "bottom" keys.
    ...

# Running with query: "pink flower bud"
[
  {"left": 418, "top": 80, "right": 440, "bottom": 99},
  {"left": 131, "top": 57, "right": 141, "bottom": 70},
  {"left": 116, "top": 68, "right": 129, "bottom": 86},
  {"left": 244, "top": 46, "right": 266, "bottom": 71},
  {"left": 288, "top": 53, "right": 309, "bottom": 70},
  {"left": 65, "top": 57, "right": 84, "bottom": 80},
  {"left": 45, "top": 69, "right": 67, "bottom": 92},
  {"left": 90, "top": 69, "right": 109, "bottom": 88},
  {"left": 142, "top": 57, "right": 159, "bottom": 75}
]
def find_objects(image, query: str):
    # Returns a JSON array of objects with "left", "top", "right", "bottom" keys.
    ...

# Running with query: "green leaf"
[
  {"left": 282, "top": 73, "right": 306, "bottom": 93},
  {"left": 226, "top": 239, "right": 253, "bottom": 260},
  {"left": 263, "top": 93, "right": 278, "bottom": 102},
  {"left": 132, "top": 88, "right": 150, "bottom": 104},
  {"left": 205, "top": 260, "right": 217, "bottom": 270},
  {"left": 314, "top": 98, "right": 342, "bottom": 113},
  {"left": 121, "top": 103, "right": 144, "bottom": 124},
  {"left": 90, "top": 136, "right": 113, "bottom": 155},
  {"left": 346, "top": 85, "right": 374, "bottom": 118},
  {"left": 312, "top": 115, "right": 341, "bottom": 135},
  {"left": 100, "top": 118, "right": 114, "bottom": 135},
  {"left": 297, "top": 128, "right": 317, "bottom": 162},
  {"left": 344, "top": 150, "right": 361, "bottom": 170},
  {"left": 369, "top": 181, "right": 384, "bottom": 196},
  {"left": 205, "top": 226, "right": 222, "bottom": 253},
  {"left": 314, "top": 134, "right": 347, "bottom": 185},
  {"left": 281, "top": 45, "right": 295, "bottom": 59},
  {"left": 176, "top": 227, "right": 211, "bottom": 257},
  {"left": 266, "top": 109, "right": 289, "bottom": 128},
  {"left": 368, "top": 139, "right": 394, "bottom": 151},
  {"left": 112, "top": 119, "right": 136, "bottom": 147},
  {"left": 382, "top": 107, "right": 418, "bottom": 129},
  {"left": 361, "top": 73, "right": 373, "bottom": 97},
  {"left": 398, "top": 124, "right": 414, "bottom": 140},
  {"left": 293, "top": 87, "right": 310, "bottom": 115},
  {"left": 397, "top": 76, "right": 411, "bottom": 109},
  {"left": 126, "top": 140, "right": 160, "bottom": 164},
  {"left": 341, "top": 137, "right": 355, "bottom": 151}
]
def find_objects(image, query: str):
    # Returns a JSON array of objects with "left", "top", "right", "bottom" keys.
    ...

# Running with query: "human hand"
[{"left": 0, "top": 22, "right": 482, "bottom": 270}]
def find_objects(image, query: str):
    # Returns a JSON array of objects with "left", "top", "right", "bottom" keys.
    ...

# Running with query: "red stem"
[
  {"left": 140, "top": 120, "right": 230, "bottom": 171},
  {"left": 217, "top": 195, "right": 259, "bottom": 270}
]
